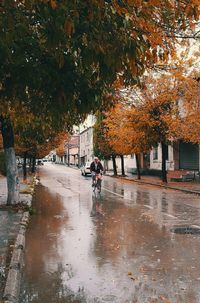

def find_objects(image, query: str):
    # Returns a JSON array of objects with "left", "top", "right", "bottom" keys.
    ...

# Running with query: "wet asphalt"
[{"left": 19, "top": 163, "right": 200, "bottom": 303}]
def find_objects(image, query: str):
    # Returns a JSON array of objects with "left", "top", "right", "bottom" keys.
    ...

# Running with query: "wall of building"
[
  {"left": 150, "top": 144, "right": 174, "bottom": 171},
  {"left": 56, "top": 154, "right": 65, "bottom": 163},
  {"left": 105, "top": 155, "right": 137, "bottom": 174},
  {"left": 80, "top": 127, "right": 94, "bottom": 165}
]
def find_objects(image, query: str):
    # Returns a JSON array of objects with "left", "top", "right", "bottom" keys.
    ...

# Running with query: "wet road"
[{"left": 20, "top": 163, "right": 200, "bottom": 303}]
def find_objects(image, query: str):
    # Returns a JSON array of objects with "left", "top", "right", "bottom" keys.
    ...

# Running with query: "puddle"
[{"left": 171, "top": 225, "right": 200, "bottom": 235}]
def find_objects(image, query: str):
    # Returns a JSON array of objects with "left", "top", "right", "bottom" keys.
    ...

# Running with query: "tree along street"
[
  {"left": 20, "top": 163, "right": 200, "bottom": 303},
  {"left": 1, "top": 1, "right": 199, "bottom": 205}
]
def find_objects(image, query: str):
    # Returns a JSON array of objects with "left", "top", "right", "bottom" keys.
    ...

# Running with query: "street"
[{"left": 20, "top": 163, "right": 200, "bottom": 303}]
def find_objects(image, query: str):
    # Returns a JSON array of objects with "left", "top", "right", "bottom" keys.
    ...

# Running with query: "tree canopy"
[
  {"left": 103, "top": 52, "right": 200, "bottom": 181},
  {"left": 0, "top": 0, "right": 199, "bottom": 126}
]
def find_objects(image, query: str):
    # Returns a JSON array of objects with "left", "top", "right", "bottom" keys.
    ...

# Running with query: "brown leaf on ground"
[
  {"left": 159, "top": 295, "right": 172, "bottom": 303},
  {"left": 139, "top": 265, "right": 148, "bottom": 272}
]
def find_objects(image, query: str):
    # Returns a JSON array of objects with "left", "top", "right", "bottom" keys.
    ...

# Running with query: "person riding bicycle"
[{"left": 90, "top": 157, "right": 103, "bottom": 187}]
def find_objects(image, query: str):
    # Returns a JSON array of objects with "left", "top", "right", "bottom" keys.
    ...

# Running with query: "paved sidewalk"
[
  {"left": 0, "top": 174, "right": 33, "bottom": 302},
  {"left": 106, "top": 172, "right": 200, "bottom": 195}
]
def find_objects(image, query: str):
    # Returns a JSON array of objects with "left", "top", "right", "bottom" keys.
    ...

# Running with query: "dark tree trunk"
[
  {"left": 161, "top": 142, "right": 167, "bottom": 183},
  {"left": 135, "top": 154, "right": 141, "bottom": 180},
  {"left": 31, "top": 156, "right": 36, "bottom": 173},
  {"left": 23, "top": 152, "right": 27, "bottom": 180},
  {"left": 120, "top": 155, "right": 125, "bottom": 176},
  {"left": 0, "top": 116, "right": 19, "bottom": 205},
  {"left": 29, "top": 157, "right": 32, "bottom": 171},
  {"left": 112, "top": 155, "right": 117, "bottom": 176}
]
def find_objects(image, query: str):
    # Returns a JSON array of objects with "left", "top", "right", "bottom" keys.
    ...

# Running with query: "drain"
[{"left": 171, "top": 225, "right": 200, "bottom": 235}]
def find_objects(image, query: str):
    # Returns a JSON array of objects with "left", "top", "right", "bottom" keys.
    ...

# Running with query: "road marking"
[
  {"left": 102, "top": 187, "right": 134, "bottom": 201},
  {"left": 164, "top": 214, "right": 177, "bottom": 219},
  {"left": 144, "top": 205, "right": 153, "bottom": 209}
]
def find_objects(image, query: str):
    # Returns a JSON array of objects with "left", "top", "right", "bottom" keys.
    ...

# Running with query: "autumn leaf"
[
  {"left": 159, "top": 295, "right": 172, "bottom": 303},
  {"left": 64, "top": 19, "right": 74, "bottom": 36},
  {"left": 50, "top": 0, "right": 57, "bottom": 10}
]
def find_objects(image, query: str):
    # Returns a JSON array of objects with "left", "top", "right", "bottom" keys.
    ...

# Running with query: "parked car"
[
  {"left": 80, "top": 162, "right": 91, "bottom": 176},
  {"left": 37, "top": 159, "right": 44, "bottom": 165}
]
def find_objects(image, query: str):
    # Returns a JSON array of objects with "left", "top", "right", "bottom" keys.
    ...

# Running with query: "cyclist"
[{"left": 90, "top": 157, "right": 103, "bottom": 188}]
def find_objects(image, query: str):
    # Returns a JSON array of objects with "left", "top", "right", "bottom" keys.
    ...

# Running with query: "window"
[{"left": 153, "top": 145, "right": 158, "bottom": 160}]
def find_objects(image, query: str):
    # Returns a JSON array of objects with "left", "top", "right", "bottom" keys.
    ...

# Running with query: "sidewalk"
[
  {"left": 0, "top": 174, "right": 33, "bottom": 302},
  {"left": 106, "top": 172, "right": 200, "bottom": 195}
]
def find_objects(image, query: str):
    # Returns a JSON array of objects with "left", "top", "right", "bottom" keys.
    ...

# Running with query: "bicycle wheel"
[
  {"left": 97, "top": 179, "right": 101, "bottom": 193},
  {"left": 93, "top": 179, "right": 97, "bottom": 192}
]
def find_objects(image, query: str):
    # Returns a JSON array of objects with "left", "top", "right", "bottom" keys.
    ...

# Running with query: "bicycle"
[{"left": 92, "top": 172, "right": 102, "bottom": 193}]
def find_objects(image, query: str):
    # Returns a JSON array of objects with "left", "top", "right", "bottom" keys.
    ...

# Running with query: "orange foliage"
[
  {"left": 40, "top": 0, "right": 200, "bottom": 81},
  {"left": 172, "top": 77, "right": 200, "bottom": 143},
  {"left": 104, "top": 58, "right": 200, "bottom": 155},
  {"left": 104, "top": 103, "right": 154, "bottom": 156},
  {"left": 0, "top": 102, "right": 72, "bottom": 158},
  {"left": 55, "top": 133, "right": 71, "bottom": 157}
]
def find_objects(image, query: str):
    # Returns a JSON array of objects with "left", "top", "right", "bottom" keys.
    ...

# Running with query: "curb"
[
  {"left": 3, "top": 212, "right": 30, "bottom": 303},
  {"left": 125, "top": 178, "right": 200, "bottom": 196},
  {"left": 106, "top": 175, "right": 200, "bottom": 196}
]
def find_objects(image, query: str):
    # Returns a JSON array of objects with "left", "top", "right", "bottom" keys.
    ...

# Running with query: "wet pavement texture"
[
  {"left": 0, "top": 173, "right": 34, "bottom": 300},
  {"left": 20, "top": 164, "right": 200, "bottom": 303},
  {"left": 0, "top": 176, "right": 23, "bottom": 299},
  {"left": 0, "top": 210, "right": 22, "bottom": 299}
]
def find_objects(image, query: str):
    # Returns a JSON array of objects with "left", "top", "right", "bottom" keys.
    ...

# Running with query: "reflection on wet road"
[{"left": 20, "top": 164, "right": 200, "bottom": 303}]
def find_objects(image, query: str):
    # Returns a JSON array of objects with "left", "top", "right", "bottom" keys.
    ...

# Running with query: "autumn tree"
[
  {"left": 93, "top": 112, "right": 119, "bottom": 176},
  {"left": 105, "top": 63, "right": 199, "bottom": 182},
  {"left": 1, "top": 102, "right": 71, "bottom": 200},
  {"left": 104, "top": 103, "right": 148, "bottom": 179},
  {"left": 169, "top": 74, "right": 200, "bottom": 144},
  {"left": 14, "top": 106, "right": 71, "bottom": 178},
  {"left": 55, "top": 133, "right": 71, "bottom": 163},
  {"left": 137, "top": 56, "right": 200, "bottom": 181},
  {"left": 0, "top": 1, "right": 199, "bottom": 203}
]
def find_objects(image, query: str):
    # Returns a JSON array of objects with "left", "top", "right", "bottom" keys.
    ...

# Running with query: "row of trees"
[
  {"left": 94, "top": 57, "right": 200, "bottom": 182},
  {"left": 0, "top": 103, "right": 71, "bottom": 205},
  {"left": 0, "top": 1, "right": 199, "bottom": 204}
]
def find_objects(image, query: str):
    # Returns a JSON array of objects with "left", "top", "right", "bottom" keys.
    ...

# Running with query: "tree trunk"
[
  {"left": 23, "top": 152, "right": 27, "bottom": 180},
  {"left": 120, "top": 155, "right": 125, "bottom": 176},
  {"left": 161, "top": 142, "right": 167, "bottom": 183},
  {"left": 0, "top": 116, "right": 19, "bottom": 205},
  {"left": 29, "top": 157, "right": 32, "bottom": 172},
  {"left": 135, "top": 154, "right": 141, "bottom": 180},
  {"left": 112, "top": 155, "right": 117, "bottom": 176},
  {"left": 103, "top": 160, "right": 108, "bottom": 174},
  {"left": 31, "top": 156, "right": 36, "bottom": 173}
]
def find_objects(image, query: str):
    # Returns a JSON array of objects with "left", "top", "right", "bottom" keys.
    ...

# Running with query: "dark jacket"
[{"left": 90, "top": 161, "right": 103, "bottom": 174}]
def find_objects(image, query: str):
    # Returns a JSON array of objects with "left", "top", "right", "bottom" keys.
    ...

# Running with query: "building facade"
[
  {"left": 56, "top": 118, "right": 200, "bottom": 174},
  {"left": 150, "top": 141, "right": 200, "bottom": 172},
  {"left": 64, "top": 135, "right": 79, "bottom": 166},
  {"left": 56, "top": 135, "right": 79, "bottom": 166},
  {"left": 80, "top": 127, "right": 94, "bottom": 166}
]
